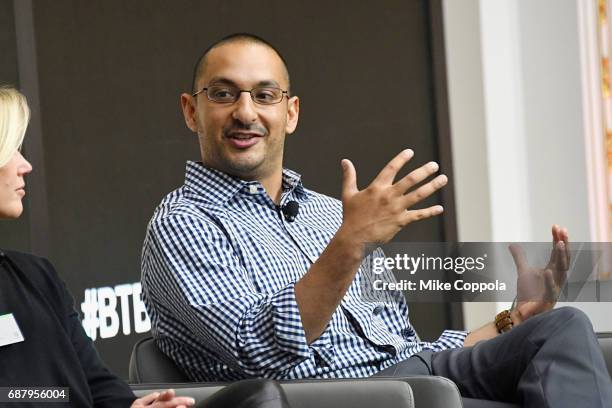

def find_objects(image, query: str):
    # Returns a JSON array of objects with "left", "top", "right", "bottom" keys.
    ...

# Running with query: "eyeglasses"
[{"left": 192, "top": 85, "right": 289, "bottom": 105}]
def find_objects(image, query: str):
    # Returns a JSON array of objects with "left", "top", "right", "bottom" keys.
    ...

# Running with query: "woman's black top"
[{"left": 0, "top": 249, "right": 135, "bottom": 407}]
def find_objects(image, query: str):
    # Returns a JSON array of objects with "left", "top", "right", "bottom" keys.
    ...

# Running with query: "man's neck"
[{"left": 258, "top": 168, "right": 283, "bottom": 204}]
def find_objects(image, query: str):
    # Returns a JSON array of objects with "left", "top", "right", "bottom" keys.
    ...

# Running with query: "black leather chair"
[
  {"left": 130, "top": 334, "right": 612, "bottom": 408},
  {"left": 129, "top": 337, "right": 463, "bottom": 407}
]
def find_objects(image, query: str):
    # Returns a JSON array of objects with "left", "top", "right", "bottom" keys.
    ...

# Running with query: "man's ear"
[
  {"left": 180, "top": 93, "right": 199, "bottom": 133},
  {"left": 285, "top": 96, "right": 300, "bottom": 135}
]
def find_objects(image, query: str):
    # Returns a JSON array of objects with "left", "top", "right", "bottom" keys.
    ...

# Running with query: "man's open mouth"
[
  {"left": 225, "top": 132, "right": 263, "bottom": 149},
  {"left": 227, "top": 132, "right": 262, "bottom": 140}
]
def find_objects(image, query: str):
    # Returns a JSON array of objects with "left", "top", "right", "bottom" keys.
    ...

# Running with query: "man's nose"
[{"left": 231, "top": 91, "right": 258, "bottom": 124}]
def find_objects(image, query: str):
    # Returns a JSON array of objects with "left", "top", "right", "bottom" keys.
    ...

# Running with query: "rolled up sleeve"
[{"left": 421, "top": 329, "right": 468, "bottom": 352}]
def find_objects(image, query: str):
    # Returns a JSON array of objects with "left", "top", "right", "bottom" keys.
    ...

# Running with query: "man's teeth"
[{"left": 231, "top": 134, "right": 254, "bottom": 140}]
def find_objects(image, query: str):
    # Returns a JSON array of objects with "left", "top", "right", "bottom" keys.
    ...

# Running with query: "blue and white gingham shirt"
[{"left": 141, "top": 161, "right": 466, "bottom": 381}]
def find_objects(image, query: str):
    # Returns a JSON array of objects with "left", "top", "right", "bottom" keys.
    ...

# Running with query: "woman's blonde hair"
[{"left": 0, "top": 86, "right": 30, "bottom": 168}]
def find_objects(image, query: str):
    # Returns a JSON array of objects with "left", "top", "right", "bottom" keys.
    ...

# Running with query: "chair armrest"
[
  {"left": 283, "top": 380, "right": 415, "bottom": 408},
  {"left": 129, "top": 337, "right": 189, "bottom": 383},
  {"left": 132, "top": 380, "right": 417, "bottom": 408},
  {"left": 372, "top": 376, "right": 463, "bottom": 407}
]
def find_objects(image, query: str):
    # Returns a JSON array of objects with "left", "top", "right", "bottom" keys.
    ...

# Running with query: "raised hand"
[
  {"left": 295, "top": 149, "right": 448, "bottom": 343},
  {"left": 131, "top": 389, "right": 195, "bottom": 408},
  {"left": 339, "top": 149, "right": 447, "bottom": 245},
  {"left": 546, "top": 224, "right": 570, "bottom": 286},
  {"left": 509, "top": 225, "right": 570, "bottom": 323}
]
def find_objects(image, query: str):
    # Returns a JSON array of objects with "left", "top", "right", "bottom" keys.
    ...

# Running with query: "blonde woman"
[{"left": 0, "top": 87, "right": 290, "bottom": 408}]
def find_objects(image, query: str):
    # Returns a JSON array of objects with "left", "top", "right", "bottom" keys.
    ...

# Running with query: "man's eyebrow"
[
  {"left": 254, "top": 80, "right": 281, "bottom": 88},
  {"left": 207, "top": 77, "right": 236, "bottom": 86},
  {"left": 207, "top": 77, "right": 281, "bottom": 88}
]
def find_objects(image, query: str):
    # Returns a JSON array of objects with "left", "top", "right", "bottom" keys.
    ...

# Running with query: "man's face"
[{"left": 181, "top": 42, "right": 299, "bottom": 180}]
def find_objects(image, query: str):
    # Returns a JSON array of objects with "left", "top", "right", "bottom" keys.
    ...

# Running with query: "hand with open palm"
[{"left": 508, "top": 225, "right": 570, "bottom": 324}]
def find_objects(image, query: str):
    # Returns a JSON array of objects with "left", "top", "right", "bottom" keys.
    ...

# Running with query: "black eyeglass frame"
[{"left": 192, "top": 86, "right": 289, "bottom": 105}]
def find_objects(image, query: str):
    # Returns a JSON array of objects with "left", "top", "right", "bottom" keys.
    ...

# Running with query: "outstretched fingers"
[
  {"left": 393, "top": 161, "right": 440, "bottom": 195},
  {"left": 400, "top": 174, "right": 448, "bottom": 209},
  {"left": 372, "top": 149, "right": 414, "bottom": 186},
  {"left": 339, "top": 150, "right": 448, "bottom": 244},
  {"left": 403, "top": 205, "right": 444, "bottom": 224}
]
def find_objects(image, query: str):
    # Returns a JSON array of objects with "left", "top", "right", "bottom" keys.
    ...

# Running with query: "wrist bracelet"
[{"left": 495, "top": 310, "right": 514, "bottom": 333}]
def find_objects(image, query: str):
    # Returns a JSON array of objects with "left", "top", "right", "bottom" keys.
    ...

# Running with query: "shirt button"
[{"left": 249, "top": 185, "right": 258, "bottom": 194}]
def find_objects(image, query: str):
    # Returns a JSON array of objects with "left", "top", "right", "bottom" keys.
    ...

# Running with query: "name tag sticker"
[{"left": 0, "top": 313, "right": 24, "bottom": 347}]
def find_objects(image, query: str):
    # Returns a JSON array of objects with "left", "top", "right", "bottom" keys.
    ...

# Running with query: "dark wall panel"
[
  {"left": 5, "top": 0, "right": 457, "bottom": 378},
  {"left": 0, "top": 0, "right": 19, "bottom": 83},
  {"left": 0, "top": 0, "right": 30, "bottom": 251}
]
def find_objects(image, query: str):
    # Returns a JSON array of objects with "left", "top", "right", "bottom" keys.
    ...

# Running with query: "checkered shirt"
[{"left": 141, "top": 161, "right": 467, "bottom": 381}]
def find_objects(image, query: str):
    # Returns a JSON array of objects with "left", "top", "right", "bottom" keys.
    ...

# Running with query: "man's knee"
[{"left": 547, "top": 306, "right": 593, "bottom": 331}]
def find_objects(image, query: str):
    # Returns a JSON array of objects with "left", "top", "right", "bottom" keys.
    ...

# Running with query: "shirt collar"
[{"left": 183, "top": 161, "right": 309, "bottom": 205}]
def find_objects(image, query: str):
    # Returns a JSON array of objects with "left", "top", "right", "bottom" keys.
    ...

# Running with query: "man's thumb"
[
  {"left": 509, "top": 244, "right": 528, "bottom": 273},
  {"left": 341, "top": 159, "right": 358, "bottom": 199}
]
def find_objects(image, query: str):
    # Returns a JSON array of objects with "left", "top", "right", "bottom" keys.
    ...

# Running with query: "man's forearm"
[
  {"left": 294, "top": 226, "right": 364, "bottom": 344},
  {"left": 463, "top": 322, "right": 497, "bottom": 347},
  {"left": 464, "top": 309, "right": 523, "bottom": 347}
]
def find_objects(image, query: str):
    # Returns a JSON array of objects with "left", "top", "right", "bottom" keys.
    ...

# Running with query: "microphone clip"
[{"left": 280, "top": 201, "right": 300, "bottom": 223}]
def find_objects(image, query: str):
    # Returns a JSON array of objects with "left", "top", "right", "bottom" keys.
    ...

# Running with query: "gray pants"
[{"left": 375, "top": 307, "right": 612, "bottom": 408}]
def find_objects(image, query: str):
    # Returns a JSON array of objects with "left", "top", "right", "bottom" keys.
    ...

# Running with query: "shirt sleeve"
[
  {"left": 420, "top": 329, "right": 468, "bottom": 352},
  {"left": 142, "top": 213, "right": 319, "bottom": 378}
]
